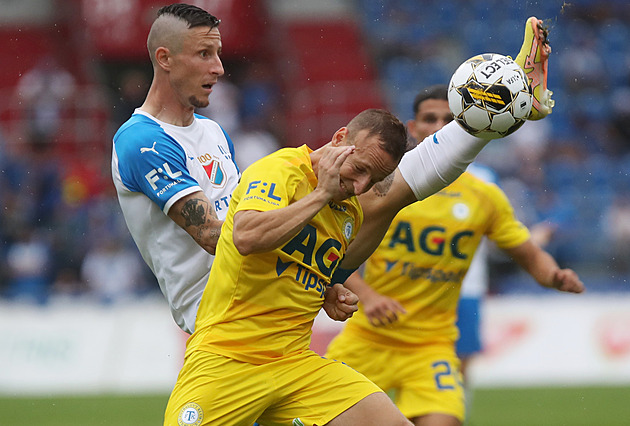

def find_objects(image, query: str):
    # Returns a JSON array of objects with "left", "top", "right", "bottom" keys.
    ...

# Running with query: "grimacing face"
[
  {"left": 407, "top": 98, "right": 453, "bottom": 142},
  {"left": 335, "top": 129, "right": 399, "bottom": 201},
  {"left": 169, "top": 26, "right": 224, "bottom": 109}
]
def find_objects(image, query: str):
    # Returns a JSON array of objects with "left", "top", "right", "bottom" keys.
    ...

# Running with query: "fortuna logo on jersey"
[
  {"left": 145, "top": 163, "right": 183, "bottom": 192},
  {"left": 197, "top": 153, "right": 226, "bottom": 187}
]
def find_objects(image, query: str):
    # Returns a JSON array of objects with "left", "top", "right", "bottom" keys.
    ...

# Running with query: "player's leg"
[
  {"left": 514, "top": 16, "right": 554, "bottom": 120},
  {"left": 455, "top": 297, "right": 482, "bottom": 381},
  {"left": 163, "top": 350, "right": 269, "bottom": 425},
  {"left": 259, "top": 350, "right": 411, "bottom": 426},
  {"left": 411, "top": 413, "right": 460, "bottom": 426},
  {"left": 325, "top": 331, "right": 398, "bottom": 393},
  {"left": 394, "top": 343, "right": 464, "bottom": 426},
  {"left": 455, "top": 296, "right": 482, "bottom": 425},
  {"left": 327, "top": 392, "right": 413, "bottom": 426}
]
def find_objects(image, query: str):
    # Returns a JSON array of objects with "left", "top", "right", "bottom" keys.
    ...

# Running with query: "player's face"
[
  {"left": 336, "top": 130, "right": 398, "bottom": 201},
  {"left": 170, "top": 26, "right": 224, "bottom": 109},
  {"left": 407, "top": 99, "right": 452, "bottom": 142}
]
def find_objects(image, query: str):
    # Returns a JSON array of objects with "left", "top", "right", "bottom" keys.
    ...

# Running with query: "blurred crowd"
[{"left": 1, "top": 0, "right": 629, "bottom": 305}]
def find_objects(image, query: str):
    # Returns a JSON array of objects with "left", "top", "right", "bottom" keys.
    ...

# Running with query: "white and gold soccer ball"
[{"left": 448, "top": 53, "right": 532, "bottom": 139}]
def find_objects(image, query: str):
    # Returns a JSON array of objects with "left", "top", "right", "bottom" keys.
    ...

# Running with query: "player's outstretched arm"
[
  {"left": 504, "top": 239, "right": 586, "bottom": 293},
  {"left": 339, "top": 121, "right": 489, "bottom": 272},
  {"left": 168, "top": 190, "right": 223, "bottom": 255}
]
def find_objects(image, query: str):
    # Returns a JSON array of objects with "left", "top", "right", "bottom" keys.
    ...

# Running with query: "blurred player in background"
[
  {"left": 111, "top": 4, "right": 240, "bottom": 334},
  {"left": 325, "top": 21, "right": 585, "bottom": 426},
  {"left": 407, "top": 83, "right": 496, "bottom": 383}
]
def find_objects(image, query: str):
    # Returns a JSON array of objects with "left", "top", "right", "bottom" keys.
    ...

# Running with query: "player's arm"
[
  {"left": 503, "top": 239, "right": 586, "bottom": 293},
  {"left": 233, "top": 145, "right": 355, "bottom": 255},
  {"left": 338, "top": 169, "right": 415, "bottom": 272},
  {"left": 168, "top": 190, "right": 223, "bottom": 255},
  {"left": 338, "top": 121, "right": 490, "bottom": 273},
  {"left": 344, "top": 271, "right": 406, "bottom": 326}
]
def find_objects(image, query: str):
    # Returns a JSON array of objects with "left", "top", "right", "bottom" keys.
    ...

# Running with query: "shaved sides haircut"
[{"left": 147, "top": 3, "right": 220, "bottom": 65}]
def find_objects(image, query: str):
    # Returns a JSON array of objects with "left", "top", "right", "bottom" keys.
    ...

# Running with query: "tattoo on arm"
[
  {"left": 180, "top": 198, "right": 210, "bottom": 227},
  {"left": 372, "top": 173, "right": 394, "bottom": 197}
]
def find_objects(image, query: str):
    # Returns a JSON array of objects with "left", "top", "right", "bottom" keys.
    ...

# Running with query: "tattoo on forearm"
[
  {"left": 372, "top": 173, "right": 394, "bottom": 197},
  {"left": 181, "top": 199, "right": 209, "bottom": 227},
  {"left": 197, "top": 225, "right": 221, "bottom": 242}
]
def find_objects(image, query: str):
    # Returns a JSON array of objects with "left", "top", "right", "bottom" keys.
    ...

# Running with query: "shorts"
[
  {"left": 163, "top": 349, "right": 383, "bottom": 426},
  {"left": 326, "top": 333, "right": 464, "bottom": 422},
  {"left": 455, "top": 297, "right": 482, "bottom": 357}
]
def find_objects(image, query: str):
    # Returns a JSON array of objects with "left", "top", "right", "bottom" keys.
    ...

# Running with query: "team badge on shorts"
[
  {"left": 178, "top": 402, "right": 204, "bottom": 425},
  {"left": 342, "top": 217, "right": 354, "bottom": 241}
]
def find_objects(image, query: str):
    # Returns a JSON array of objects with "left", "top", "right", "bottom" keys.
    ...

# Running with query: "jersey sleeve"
[
  {"left": 233, "top": 155, "right": 298, "bottom": 213},
  {"left": 114, "top": 118, "right": 202, "bottom": 212},
  {"left": 484, "top": 182, "right": 531, "bottom": 249}
]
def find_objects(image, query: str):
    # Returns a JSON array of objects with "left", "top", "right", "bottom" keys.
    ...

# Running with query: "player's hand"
[
  {"left": 314, "top": 145, "right": 355, "bottom": 200},
  {"left": 362, "top": 292, "right": 406, "bottom": 327},
  {"left": 550, "top": 268, "right": 585, "bottom": 293},
  {"left": 323, "top": 283, "right": 359, "bottom": 321}
]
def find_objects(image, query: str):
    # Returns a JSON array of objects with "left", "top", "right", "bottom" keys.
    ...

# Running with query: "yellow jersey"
[
  {"left": 187, "top": 145, "right": 363, "bottom": 364},
  {"left": 342, "top": 171, "right": 529, "bottom": 348}
]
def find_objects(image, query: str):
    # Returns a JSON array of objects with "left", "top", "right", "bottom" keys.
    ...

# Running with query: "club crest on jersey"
[
  {"left": 342, "top": 217, "right": 354, "bottom": 241},
  {"left": 178, "top": 402, "right": 203, "bottom": 425},
  {"left": 452, "top": 203, "right": 470, "bottom": 220},
  {"left": 197, "top": 153, "right": 226, "bottom": 187}
]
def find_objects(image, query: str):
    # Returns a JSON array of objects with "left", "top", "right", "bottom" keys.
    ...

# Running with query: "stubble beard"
[{"left": 189, "top": 95, "right": 209, "bottom": 109}]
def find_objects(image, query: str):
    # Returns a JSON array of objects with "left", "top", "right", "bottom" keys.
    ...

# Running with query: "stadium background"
[{"left": 1, "top": 0, "right": 629, "bottom": 424}]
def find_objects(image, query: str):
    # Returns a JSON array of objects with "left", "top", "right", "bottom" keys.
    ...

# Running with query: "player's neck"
[
  {"left": 140, "top": 83, "right": 195, "bottom": 127},
  {"left": 309, "top": 142, "right": 331, "bottom": 176}
]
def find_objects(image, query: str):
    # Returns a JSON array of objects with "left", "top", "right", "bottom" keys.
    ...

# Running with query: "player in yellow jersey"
[
  {"left": 325, "top": 85, "right": 585, "bottom": 426},
  {"left": 164, "top": 108, "right": 413, "bottom": 426}
]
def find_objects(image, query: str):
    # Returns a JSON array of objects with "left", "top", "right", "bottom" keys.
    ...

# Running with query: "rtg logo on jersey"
[{"left": 178, "top": 402, "right": 203, "bottom": 425}]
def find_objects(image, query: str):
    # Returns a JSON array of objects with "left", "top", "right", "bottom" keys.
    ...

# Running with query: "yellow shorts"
[
  {"left": 164, "top": 349, "right": 383, "bottom": 426},
  {"left": 326, "top": 332, "right": 464, "bottom": 421}
]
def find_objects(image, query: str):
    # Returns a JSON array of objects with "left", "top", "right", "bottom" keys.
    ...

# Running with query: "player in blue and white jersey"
[{"left": 111, "top": 4, "right": 239, "bottom": 333}]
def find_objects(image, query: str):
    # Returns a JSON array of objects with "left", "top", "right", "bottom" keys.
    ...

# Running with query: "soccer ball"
[{"left": 448, "top": 53, "right": 533, "bottom": 139}]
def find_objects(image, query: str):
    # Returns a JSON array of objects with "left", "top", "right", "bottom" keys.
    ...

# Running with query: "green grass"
[
  {"left": 0, "top": 393, "right": 169, "bottom": 426},
  {"left": 1, "top": 386, "right": 629, "bottom": 425},
  {"left": 467, "top": 386, "right": 630, "bottom": 426}
]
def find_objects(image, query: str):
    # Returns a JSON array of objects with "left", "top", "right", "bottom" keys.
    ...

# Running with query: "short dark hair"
[
  {"left": 157, "top": 3, "right": 220, "bottom": 29},
  {"left": 347, "top": 109, "right": 408, "bottom": 163},
  {"left": 412, "top": 84, "right": 448, "bottom": 115}
]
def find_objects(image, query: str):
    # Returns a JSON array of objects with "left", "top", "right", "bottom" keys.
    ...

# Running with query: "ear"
[
  {"left": 406, "top": 119, "right": 419, "bottom": 143},
  {"left": 331, "top": 127, "right": 348, "bottom": 146},
  {"left": 406, "top": 119, "right": 416, "bottom": 133},
  {"left": 155, "top": 47, "right": 172, "bottom": 71}
]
